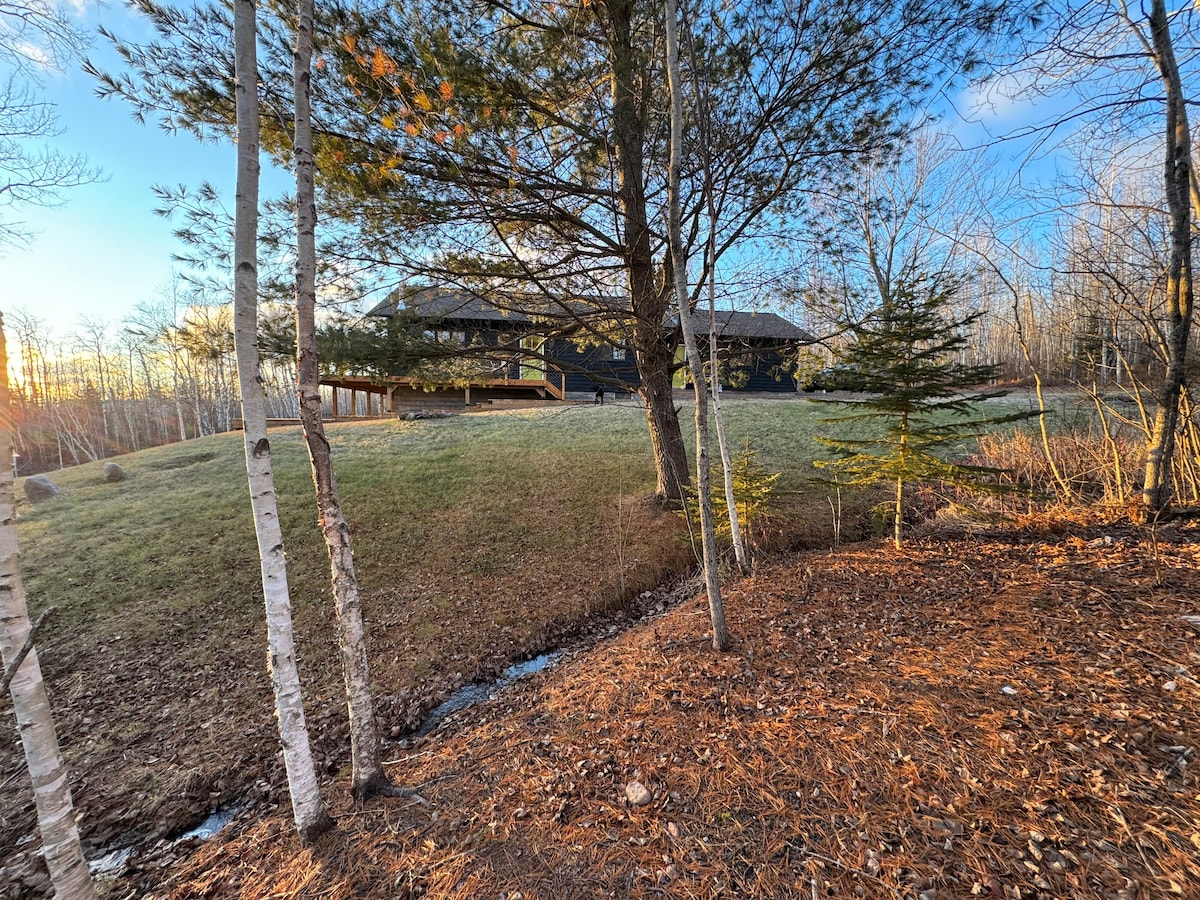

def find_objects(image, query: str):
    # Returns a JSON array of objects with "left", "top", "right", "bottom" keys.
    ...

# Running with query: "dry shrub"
[{"left": 972, "top": 426, "right": 1147, "bottom": 506}]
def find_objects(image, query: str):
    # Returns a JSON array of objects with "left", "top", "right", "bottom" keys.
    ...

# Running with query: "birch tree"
[
  {"left": 682, "top": 18, "right": 748, "bottom": 576},
  {"left": 1137, "top": 0, "right": 1194, "bottom": 513},
  {"left": 665, "top": 0, "right": 727, "bottom": 651},
  {"left": 231, "top": 0, "right": 330, "bottom": 842},
  {"left": 0, "top": 314, "right": 95, "bottom": 900},
  {"left": 291, "top": 0, "right": 404, "bottom": 799}
]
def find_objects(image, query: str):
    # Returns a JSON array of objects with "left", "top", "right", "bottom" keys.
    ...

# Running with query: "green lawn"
[{"left": 16, "top": 395, "right": 1060, "bottom": 632}]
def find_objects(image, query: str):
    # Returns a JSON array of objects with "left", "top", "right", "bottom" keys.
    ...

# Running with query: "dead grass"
[{"left": 118, "top": 516, "right": 1200, "bottom": 900}]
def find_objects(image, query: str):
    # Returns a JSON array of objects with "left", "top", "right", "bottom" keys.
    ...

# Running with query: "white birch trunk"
[
  {"left": 679, "top": 6, "right": 749, "bottom": 575},
  {"left": 706, "top": 297, "right": 749, "bottom": 575},
  {"left": 0, "top": 314, "right": 96, "bottom": 900},
  {"left": 665, "top": 0, "right": 729, "bottom": 652},
  {"left": 232, "top": 0, "right": 330, "bottom": 842},
  {"left": 292, "top": 0, "right": 395, "bottom": 798},
  {"left": 1140, "top": 0, "right": 1195, "bottom": 513}
]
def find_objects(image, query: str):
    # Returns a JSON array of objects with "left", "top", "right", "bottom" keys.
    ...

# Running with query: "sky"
[
  {"left": 0, "top": 2, "right": 1060, "bottom": 350},
  {"left": 0, "top": 1, "right": 292, "bottom": 346}
]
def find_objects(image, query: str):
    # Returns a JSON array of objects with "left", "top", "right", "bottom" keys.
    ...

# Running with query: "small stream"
[
  {"left": 88, "top": 805, "right": 243, "bottom": 877},
  {"left": 412, "top": 651, "right": 560, "bottom": 738},
  {"left": 87, "top": 654, "right": 561, "bottom": 877}
]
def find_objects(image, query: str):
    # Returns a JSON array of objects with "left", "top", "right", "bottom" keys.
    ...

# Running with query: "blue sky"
[
  {"left": 1, "top": 2, "right": 1057, "bottom": 349},
  {"left": 0, "top": 1, "right": 291, "bottom": 345}
]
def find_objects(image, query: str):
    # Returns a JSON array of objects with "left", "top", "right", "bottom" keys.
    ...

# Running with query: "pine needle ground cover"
[
  {"left": 139, "top": 517, "right": 1199, "bottom": 900},
  {"left": 4, "top": 395, "right": 1173, "bottom": 898}
]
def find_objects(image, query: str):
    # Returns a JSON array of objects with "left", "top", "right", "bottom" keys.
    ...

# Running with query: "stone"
[
  {"left": 23, "top": 474, "right": 60, "bottom": 503},
  {"left": 625, "top": 781, "right": 653, "bottom": 807},
  {"left": 103, "top": 462, "right": 128, "bottom": 483}
]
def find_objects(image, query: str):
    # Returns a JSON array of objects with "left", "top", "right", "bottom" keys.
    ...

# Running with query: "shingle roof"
[
  {"left": 367, "top": 288, "right": 533, "bottom": 323},
  {"left": 369, "top": 288, "right": 810, "bottom": 342},
  {"left": 681, "top": 309, "right": 810, "bottom": 341}
]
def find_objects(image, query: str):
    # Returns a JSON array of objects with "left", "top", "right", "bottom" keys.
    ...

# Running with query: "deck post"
[{"left": 331, "top": 387, "right": 339, "bottom": 419}]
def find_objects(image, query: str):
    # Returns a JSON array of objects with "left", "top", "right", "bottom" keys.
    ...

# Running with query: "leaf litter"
[{"left": 94, "top": 514, "right": 1200, "bottom": 900}]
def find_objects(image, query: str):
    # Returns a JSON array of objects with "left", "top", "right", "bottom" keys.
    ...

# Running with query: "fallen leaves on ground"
[{"left": 124, "top": 516, "right": 1199, "bottom": 900}]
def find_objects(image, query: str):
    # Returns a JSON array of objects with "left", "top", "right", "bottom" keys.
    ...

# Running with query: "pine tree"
[{"left": 815, "top": 274, "right": 1031, "bottom": 548}]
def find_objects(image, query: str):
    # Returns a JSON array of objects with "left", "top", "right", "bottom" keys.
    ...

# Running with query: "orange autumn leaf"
[
  {"left": 371, "top": 47, "right": 397, "bottom": 78},
  {"left": 340, "top": 34, "right": 356, "bottom": 54},
  {"left": 405, "top": 122, "right": 420, "bottom": 136},
  {"left": 439, "top": 80, "right": 454, "bottom": 101}
]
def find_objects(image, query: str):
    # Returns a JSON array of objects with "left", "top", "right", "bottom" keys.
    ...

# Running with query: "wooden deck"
[{"left": 320, "top": 370, "right": 567, "bottom": 417}]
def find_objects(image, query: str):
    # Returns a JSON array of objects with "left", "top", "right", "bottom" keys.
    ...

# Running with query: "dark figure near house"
[{"left": 595, "top": 386, "right": 605, "bottom": 406}]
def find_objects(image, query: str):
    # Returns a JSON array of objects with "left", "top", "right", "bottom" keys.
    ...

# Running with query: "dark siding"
[
  {"left": 700, "top": 342, "right": 798, "bottom": 393},
  {"left": 549, "top": 338, "right": 641, "bottom": 392}
]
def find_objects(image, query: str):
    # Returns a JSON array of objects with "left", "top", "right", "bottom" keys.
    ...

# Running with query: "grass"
[
  {"left": 3, "top": 393, "right": 1092, "bottom": 874},
  {"left": 15, "top": 394, "right": 1067, "bottom": 642}
]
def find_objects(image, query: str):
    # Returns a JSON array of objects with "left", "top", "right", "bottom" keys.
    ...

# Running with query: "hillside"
[
  {"left": 4, "top": 399, "right": 1197, "bottom": 898},
  {"left": 123, "top": 518, "right": 1200, "bottom": 899}
]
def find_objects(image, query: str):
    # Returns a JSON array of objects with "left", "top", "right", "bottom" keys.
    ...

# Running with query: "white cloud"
[
  {"left": 959, "top": 72, "right": 1040, "bottom": 125},
  {"left": 13, "top": 40, "right": 53, "bottom": 69}
]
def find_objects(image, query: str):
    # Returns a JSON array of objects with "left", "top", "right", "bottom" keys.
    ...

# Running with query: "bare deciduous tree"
[{"left": 231, "top": 0, "right": 330, "bottom": 842}]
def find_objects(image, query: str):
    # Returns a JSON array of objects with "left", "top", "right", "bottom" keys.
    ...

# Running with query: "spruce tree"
[{"left": 815, "top": 274, "right": 1031, "bottom": 548}]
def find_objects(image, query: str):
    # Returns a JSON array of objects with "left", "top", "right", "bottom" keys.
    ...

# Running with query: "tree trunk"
[
  {"left": 633, "top": 328, "right": 689, "bottom": 502},
  {"left": 607, "top": 0, "right": 689, "bottom": 504},
  {"left": 1142, "top": 0, "right": 1196, "bottom": 514},
  {"left": 292, "top": 0, "right": 393, "bottom": 799},
  {"left": 232, "top": 0, "right": 331, "bottom": 843},
  {"left": 0, "top": 315, "right": 96, "bottom": 899},
  {"left": 709, "top": 325, "right": 749, "bottom": 574},
  {"left": 665, "top": 0, "right": 728, "bottom": 651},
  {"left": 680, "top": 11, "right": 750, "bottom": 574}
]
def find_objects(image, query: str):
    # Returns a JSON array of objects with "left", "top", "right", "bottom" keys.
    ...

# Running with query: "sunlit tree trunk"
[
  {"left": 1140, "top": 0, "right": 1195, "bottom": 514},
  {"left": 0, "top": 314, "right": 96, "bottom": 900},
  {"left": 232, "top": 0, "right": 330, "bottom": 843},
  {"left": 666, "top": 0, "right": 728, "bottom": 651},
  {"left": 608, "top": 0, "right": 690, "bottom": 504},
  {"left": 292, "top": 0, "right": 396, "bottom": 799}
]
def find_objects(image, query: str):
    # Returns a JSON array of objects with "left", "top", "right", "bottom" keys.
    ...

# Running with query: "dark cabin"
[
  {"left": 679, "top": 309, "right": 810, "bottom": 392},
  {"left": 358, "top": 287, "right": 809, "bottom": 409}
]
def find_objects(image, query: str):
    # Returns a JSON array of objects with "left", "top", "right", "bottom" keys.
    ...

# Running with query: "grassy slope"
[
  {"left": 3, "top": 399, "right": 855, "bottom": 864},
  {"left": 2, "top": 393, "right": 1062, "bottom": 880}
]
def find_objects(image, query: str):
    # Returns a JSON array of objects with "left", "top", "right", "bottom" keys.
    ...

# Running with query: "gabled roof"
[
  {"left": 368, "top": 287, "right": 627, "bottom": 324},
  {"left": 368, "top": 287, "right": 811, "bottom": 342},
  {"left": 681, "top": 309, "right": 810, "bottom": 342},
  {"left": 367, "top": 288, "right": 534, "bottom": 323}
]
